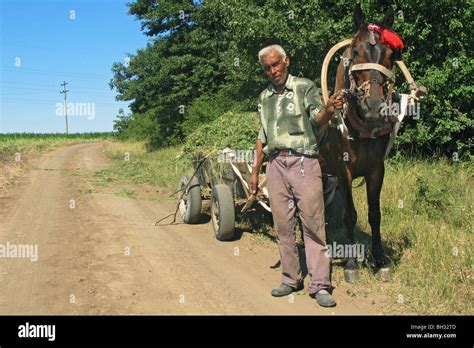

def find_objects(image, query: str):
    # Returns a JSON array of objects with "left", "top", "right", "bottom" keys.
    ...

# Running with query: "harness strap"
[
  {"left": 384, "top": 93, "right": 409, "bottom": 159},
  {"left": 322, "top": 174, "right": 339, "bottom": 207},
  {"left": 350, "top": 63, "right": 396, "bottom": 82},
  {"left": 324, "top": 184, "right": 338, "bottom": 207}
]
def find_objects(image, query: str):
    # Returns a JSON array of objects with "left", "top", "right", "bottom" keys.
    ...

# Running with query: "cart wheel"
[
  {"left": 211, "top": 184, "right": 235, "bottom": 241},
  {"left": 178, "top": 174, "right": 202, "bottom": 224}
]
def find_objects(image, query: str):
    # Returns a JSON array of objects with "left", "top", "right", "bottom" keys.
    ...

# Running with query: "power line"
[
  {"left": 0, "top": 80, "right": 59, "bottom": 88},
  {"left": 0, "top": 66, "right": 110, "bottom": 78},
  {"left": 0, "top": 68, "right": 110, "bottom": 80},
  {"left": 0, "top": 97, "right": 126, "bottom": 107},
  {"left": 0, "top": 86, "right": 116, "bottom": 96},
  {"left": 1, "top": 86, "right": 65, "bottom": 93},
  {"left": 0, "top": 82, "right": 118, "bottom": 93}
]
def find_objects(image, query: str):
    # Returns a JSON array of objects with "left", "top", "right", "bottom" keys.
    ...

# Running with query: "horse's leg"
[
  {"left": 365, "top": 162, "right": 391, "bottom": 281},
  {"left": 337, "top": 165, "right": 359, "bottom": 283}
]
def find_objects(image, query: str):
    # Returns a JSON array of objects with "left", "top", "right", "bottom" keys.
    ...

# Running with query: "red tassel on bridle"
[{"left": 368, "top": 23, "right": 404, "bottom": 50}]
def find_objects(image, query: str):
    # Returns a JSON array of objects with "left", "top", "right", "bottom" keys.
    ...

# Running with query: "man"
[{"left": 250, "top": 44, "right": 343, "bottom": 308}]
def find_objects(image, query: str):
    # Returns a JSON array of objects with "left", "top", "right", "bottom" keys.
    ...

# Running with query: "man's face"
[{"left": 261, "top": 50, "right": 290, "bottom": 88}]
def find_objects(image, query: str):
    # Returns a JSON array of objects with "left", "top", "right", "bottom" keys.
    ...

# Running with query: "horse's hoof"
[
  {"left": 376, "top": 267, "right": 392, "bottom": 282},
  {"left": 344, "top": 269, "right": 359, "bottom": 283}
]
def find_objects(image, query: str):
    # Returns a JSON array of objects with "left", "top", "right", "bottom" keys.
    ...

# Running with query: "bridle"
[
  {"left": 349, "top": 63, "right": 395, "bottom": 100},
  {"left": 342, "top": 31, "right": 396, "bottom": 105},
  {"left": 327, "top": 26, "right": 399, "bottom": 140},
  {"left": 320, "top": 24, "right": 426, "bottom": 155},
  {"left": 321, "top": 31, "right": 422, "bottom": 109}
]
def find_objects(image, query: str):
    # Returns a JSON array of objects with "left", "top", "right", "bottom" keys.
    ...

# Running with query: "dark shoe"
[
  {"left": 311, "top": 290, "right": 337, "bottom": 307},
  {"left": 271, "top": 283, "right": 304, "bottom": 297}
]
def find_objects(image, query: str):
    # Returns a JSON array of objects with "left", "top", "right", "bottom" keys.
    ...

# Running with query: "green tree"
[{"left": 111, "top": 0, "right": 472, "bottom": 156}]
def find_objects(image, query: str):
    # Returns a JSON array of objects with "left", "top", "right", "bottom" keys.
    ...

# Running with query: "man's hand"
[
  {"left": 325, "top": 92, "right": 344, "bottom": 114},
  {"left": 315, "top": 92, "right": 344, "bottom": 125},
  {"left": 249, "top": 172, "right": 259, "bottom": 195}
]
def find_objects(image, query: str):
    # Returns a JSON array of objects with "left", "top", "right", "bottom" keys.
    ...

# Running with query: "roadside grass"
[
  {"left": 114, "top": 188, "right": 137, "bottom": 198},
  {"left": 100, "top": 140, "right": 473, "bottom": 315},
  {"left": 347, "top": 158, "right": 473, "bottom": 315},
  {"left": 98, "top": 141, "right": 191, "bottom": 195}
]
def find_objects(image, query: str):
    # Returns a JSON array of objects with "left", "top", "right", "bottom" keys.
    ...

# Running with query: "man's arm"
[
  {"left": 315, "top": 93, "right": 343, "bottom": 125},
  {"left": 305, "top": 83, "right": 343, "bottom": 126},
  {"left": 253, "top": 139, "right": 264, "bottom": 173},
  {"left": 250, "top": 139, "right": 264, "bottom": 195}
]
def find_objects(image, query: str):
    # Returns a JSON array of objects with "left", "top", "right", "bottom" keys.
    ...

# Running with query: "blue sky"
[{"left": 0, "top": 0, "right": 149, "bottom": 133}]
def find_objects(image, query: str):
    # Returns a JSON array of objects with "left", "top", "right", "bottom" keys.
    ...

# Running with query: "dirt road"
[{"left": 0, "top": 143, "right": 387, "bottom": 314}]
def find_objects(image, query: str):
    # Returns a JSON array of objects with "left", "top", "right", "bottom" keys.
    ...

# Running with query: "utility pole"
[{"left": 60, "top": 81, "right": 69, "bottom": 134}]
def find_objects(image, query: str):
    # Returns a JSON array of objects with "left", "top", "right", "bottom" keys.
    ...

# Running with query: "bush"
[{"left": 181, "top": 92, "right": 244, "bottom": 137}]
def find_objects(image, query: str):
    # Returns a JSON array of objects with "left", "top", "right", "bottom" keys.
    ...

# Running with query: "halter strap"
[{"left": 350, "top": 63, "right": 396, "bottom": 82}]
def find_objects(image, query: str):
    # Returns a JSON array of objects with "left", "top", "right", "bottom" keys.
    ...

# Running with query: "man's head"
[{"left": 258, "top": 44, "right": 290, "bottom": 89}]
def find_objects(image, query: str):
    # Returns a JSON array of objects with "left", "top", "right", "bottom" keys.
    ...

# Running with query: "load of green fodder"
[{"left": 180, "top": 111, "right": 259, "bottom": 159}]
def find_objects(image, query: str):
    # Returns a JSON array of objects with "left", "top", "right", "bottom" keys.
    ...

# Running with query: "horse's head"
[{"left": 346, "top": 4, "right": 402, "bottom": 125}]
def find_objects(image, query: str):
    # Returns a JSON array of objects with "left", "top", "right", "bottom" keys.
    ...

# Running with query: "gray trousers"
[{"left": 266, "top": 155, "right": 331, "bottom": 294}]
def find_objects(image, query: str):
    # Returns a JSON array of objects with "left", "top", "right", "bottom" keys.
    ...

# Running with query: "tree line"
[{"left": 110, "top": 0, "right": 472, "bottom": 157}]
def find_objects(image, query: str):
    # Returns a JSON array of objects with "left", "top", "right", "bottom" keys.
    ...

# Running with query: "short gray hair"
[{"left": 258, "top": 44, "right": 287, "bottom": 65}]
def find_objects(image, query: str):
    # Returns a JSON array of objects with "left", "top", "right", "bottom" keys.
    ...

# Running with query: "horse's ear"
[
  {"left": 353, "top": 4, "right": 365, "bottom": 31},
  {"left": 392, "top": 49, "right": 402, "bottom": 62},
  {"left": 382, "top": 7, "right": 395, "bottom": 28}
]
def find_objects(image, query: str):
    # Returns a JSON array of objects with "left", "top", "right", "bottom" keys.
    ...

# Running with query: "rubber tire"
[
  {"left": 211, "top": 184, "right": 235, "bottom": 241},
  {"left": 179, "top": 174, "right": 202, "bottom": 224}
]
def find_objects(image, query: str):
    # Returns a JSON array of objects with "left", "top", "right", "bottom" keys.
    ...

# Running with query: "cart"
[
  {"left": 178, "top": 148, "right": 270, "bottom": 241},
  {"left": 177, "top": 147, "right": 341, "bottom": 242}
]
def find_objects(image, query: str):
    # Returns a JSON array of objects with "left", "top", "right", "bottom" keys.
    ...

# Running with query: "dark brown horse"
[{"left": 319, "top": 5, "right": 403, "bottom": 282}]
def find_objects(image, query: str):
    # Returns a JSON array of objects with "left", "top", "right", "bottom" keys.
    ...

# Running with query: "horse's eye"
[{"left": 352, "top": 47, "right": 358, "bottom": 56}]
